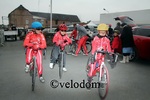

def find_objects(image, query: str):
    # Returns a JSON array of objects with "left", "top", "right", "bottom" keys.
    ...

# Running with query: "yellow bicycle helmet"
[{"left": 97, "top": 23, "right": 108, "bottom": 31}]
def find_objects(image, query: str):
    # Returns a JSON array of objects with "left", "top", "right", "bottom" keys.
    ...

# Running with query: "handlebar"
[
  {"left": 94, "top": 50, "right": 114, "bottom": 56},
  {"left": 25, "top": 47, "right": 45, "bottom": 50},
  {"left": 92, "top": 50, "right": 118, "bottom": 69}
]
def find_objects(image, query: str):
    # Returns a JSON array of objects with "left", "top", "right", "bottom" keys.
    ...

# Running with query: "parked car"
[{"left": 114, "top": 16, "right": 150, "bottom": 61}]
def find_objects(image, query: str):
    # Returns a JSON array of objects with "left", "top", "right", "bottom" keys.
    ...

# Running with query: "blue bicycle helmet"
[{"left": 31, "top": 21, "right": 43, "bottom": 29}]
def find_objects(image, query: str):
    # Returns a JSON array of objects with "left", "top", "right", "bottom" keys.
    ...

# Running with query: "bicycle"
[
  {"left": 51, "top": 46, "right": 65, "bottom": 79},
  {"left": 28, "top": 50, "right": 38, "bottom": 91},
  {"left": 65, "top": 37, "right": 92, "bottom": 55},
  {"left": 86, "top": 50, "right": 118, "bottom": 99}
]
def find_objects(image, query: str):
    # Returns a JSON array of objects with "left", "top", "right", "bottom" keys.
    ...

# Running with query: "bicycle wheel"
[
  {"left": 72, "top": 43, "right": 77, "bottom": 54},
  {"left": 65, "top": 45, "right": 72, "bottom": 54},
  {"left": 32, "top": 57, "right": 37, "bottom": 91},
  {"left": 98, "top": 66, "right": 110, "bottom": 99},
  {"left": 59, "top": 52, "right": 63, "bottom": 79},
  {"left": 81, "top": 41, "right": 92, "bottom": 54}
]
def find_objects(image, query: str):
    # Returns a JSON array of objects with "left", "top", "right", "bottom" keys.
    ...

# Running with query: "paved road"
[{"left": 0, "top": 41, "right": 150, "bottom": 100}]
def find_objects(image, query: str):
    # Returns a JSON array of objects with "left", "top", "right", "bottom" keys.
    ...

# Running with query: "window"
[
  {"left": 41, "top": 19, "right": 44, "bottom": 25},
  {"left": 133, "top": 28, "right": 150, "bottom": 37},
  {"left": 25, "top": 19, "right": 29, "bottom": 25}
]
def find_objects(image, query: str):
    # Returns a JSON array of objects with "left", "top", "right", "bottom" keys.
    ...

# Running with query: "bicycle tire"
[
  {"left": 81, "top": 41, "right": 92, "bottom": 54},
  {"left": 32, "top": 57, "right": 37, "bottom": 91},
  {"left": 98, "top": 65, "right": 109, "bottom": 99},
  {"left": 72, "top": 43, "right": 77, "bottom": 54},
  {"left": 65, "top": 45, "right": 72, "bottom": 55},
  {"left": 59, "top": 52, "right": 63, "bottom": 79},
  {"left": 66, "top": 42, "right": 77, "bottom": 55}
]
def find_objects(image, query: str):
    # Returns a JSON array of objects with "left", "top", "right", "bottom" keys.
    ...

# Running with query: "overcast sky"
[{"left": 0, "top": 0, "right": 150, "bottom": 25}]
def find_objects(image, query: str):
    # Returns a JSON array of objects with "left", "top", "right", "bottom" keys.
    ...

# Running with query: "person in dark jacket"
[
  {"left": 120, "top": 25, "right": 135, "bottom": 63},
  {"left": 108, "top": 24, "right": 114, "bottom": 38},
  {"left": 114, "top": 22, "right": 123, "bottom": 34}
]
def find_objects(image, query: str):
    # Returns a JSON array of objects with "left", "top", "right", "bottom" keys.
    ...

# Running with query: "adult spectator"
[
  {"left": 73, "top": 22, "right": 89, "bottom": 56},
  {"left": 114, "top": 22, "right": 122, "bottom": 34},
  {"left": 108, "top": 24, "right": 114, "bottom": 41},
  {"left": 120, "top": 25, "right": 135, "bottom": 63}
]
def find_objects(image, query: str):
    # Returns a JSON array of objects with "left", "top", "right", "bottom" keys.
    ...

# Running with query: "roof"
[
  {"left": 30, "top": 12, "right": 80, "bottom": 22},
  {"left": 8, "top": 5, "right": 30, "bottom": 16},
  {"left": 8, "top": 5, "right": 80, "bottom": 22}
]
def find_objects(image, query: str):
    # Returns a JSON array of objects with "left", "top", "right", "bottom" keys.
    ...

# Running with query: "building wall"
[
  {"left": 9, "top": 9, "right": 33, "bottom": 28},
  {"left": 9, "top": 5, "right": 80, "bottom": 28},
  {"left": 100, "top": 9, "right": 150, "bottom": 28}
]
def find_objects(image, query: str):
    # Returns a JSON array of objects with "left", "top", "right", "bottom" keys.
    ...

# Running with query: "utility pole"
[{"left": 50, "top": 0, "right": 52, "bottom": 32}]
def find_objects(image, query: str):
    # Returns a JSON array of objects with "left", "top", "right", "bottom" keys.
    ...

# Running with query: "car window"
[{"left": 133, "top": 28, "right": 150, "bottom": 37}]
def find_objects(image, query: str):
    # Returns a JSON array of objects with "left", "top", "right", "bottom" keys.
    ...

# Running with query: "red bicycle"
[{"left": 86, "top": 50, "right": 118, "bottom": 99}]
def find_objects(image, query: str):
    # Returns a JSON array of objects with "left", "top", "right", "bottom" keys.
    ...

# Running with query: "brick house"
[{"left": 8, "top": 5, "right": 80, "bottom": 28}]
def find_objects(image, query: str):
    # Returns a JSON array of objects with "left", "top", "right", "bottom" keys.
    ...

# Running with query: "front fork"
[{"left": 99, "top": 63, "right": 107, "bottom": 84}]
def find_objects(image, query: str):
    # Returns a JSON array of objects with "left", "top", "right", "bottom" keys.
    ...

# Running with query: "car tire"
[{"left": 129, "top": 47, "right": 138, "bottom": 61}]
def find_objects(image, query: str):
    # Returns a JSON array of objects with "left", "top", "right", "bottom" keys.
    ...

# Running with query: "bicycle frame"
[
  {"left": 99, "top": 62, "right": 109, "bottom": 84},
  {"left": 88, "top": 61, "right": 105, "bottom": 78}
]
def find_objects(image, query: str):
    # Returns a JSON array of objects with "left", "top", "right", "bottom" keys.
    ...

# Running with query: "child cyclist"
[
  {"left": 90, "top": 23, "right": 114, "bottom": 68},
  {"left": 49, "top": 24, "right": 72, "bottom": 71},
  {"left": 23, "top": 21, "right": 47, "bottom": 83},
  {"left": 111, "top": 30, "right": 122, "bottom": 54}
]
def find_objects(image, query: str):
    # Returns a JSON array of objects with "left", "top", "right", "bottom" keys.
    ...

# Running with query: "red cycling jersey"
[
  {"left": 23, "top": 31, "right": 47, "bottom": 49},
  {"left": 53, "top": 31, "right": 72, "bottom": 46},
  {"left": 70, "top": 29, "right": 78, "bottom": 39},
  {"left": 91, "top": 36, "right": 112, "bottom": 55}
]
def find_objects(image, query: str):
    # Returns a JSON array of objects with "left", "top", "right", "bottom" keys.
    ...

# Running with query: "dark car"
[{"left": 114, "top": 16, "right": 150, "bottom": 61}]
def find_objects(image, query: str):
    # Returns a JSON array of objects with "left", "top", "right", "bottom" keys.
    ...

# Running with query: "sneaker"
[
  {"left": 66, "top": 52, "right": 72, "bottom": 55},
  {"left": 72, "top": 53, "right": 78, "bottom": 56},
  {"left": 39, "top": 76, "right": 45, "bottom": 83},
  {"left": 83, "top": 53, "right": 88, "bottom": 56},
  {"left": 25, "top": 64, "right": 29, "bottom": 73},
  {"left": 63, "top": 67, "right": 67, "bottom": 72},
  {"left": 49, "top": 63, "right": 54, "bottom": 69}
]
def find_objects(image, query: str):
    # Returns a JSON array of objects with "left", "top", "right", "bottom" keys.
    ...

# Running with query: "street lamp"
[
  {"left": 103, "top": 8, "right": 109, "bottom": 13},
  {"left": 50, "top": 0, "right": 52, "bottom": 32}
]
